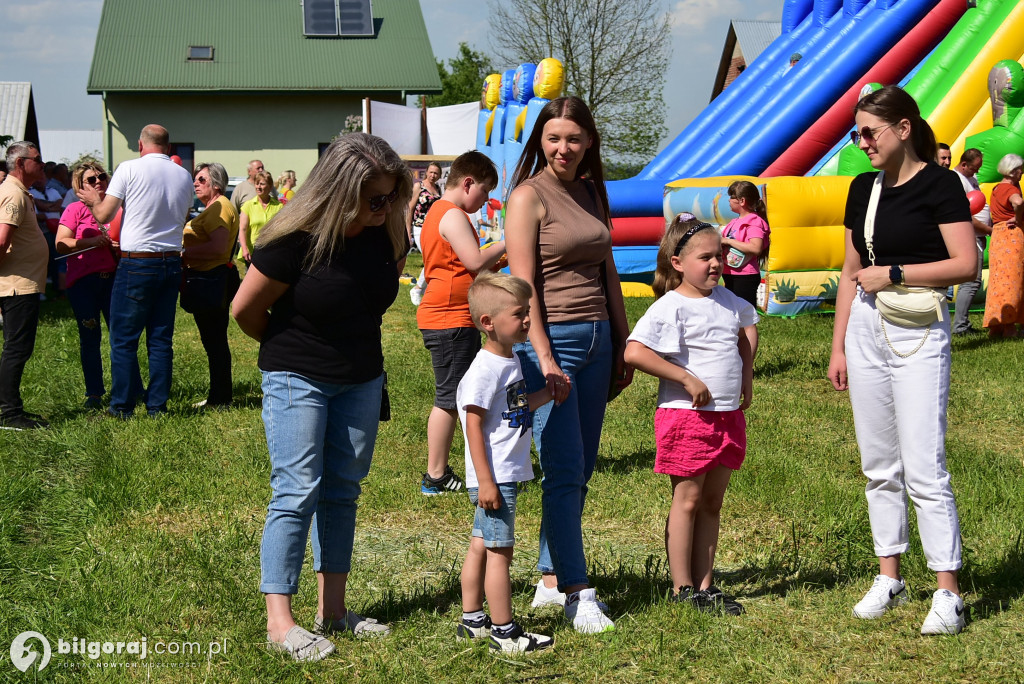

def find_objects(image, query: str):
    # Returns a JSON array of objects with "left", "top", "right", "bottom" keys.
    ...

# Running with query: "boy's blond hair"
[{"left": 468, "top": 271, "right": 532, "bottom": 330}]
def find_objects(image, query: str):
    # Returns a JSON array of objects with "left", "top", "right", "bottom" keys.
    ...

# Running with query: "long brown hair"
[
  {"left": 854, "top": 85, "right": 937, "bottom": 164},
  {"left": 508, "top": 96, "right": 610, "bottom": 221}
]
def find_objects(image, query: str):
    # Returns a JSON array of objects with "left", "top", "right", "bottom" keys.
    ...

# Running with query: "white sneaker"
[
  {"left": 564, "top": 588, "right": 614, "bottom": 634},
  {"left": 531, "top": 579, "right": 566, "bottom": 607},
  {"left": 921, "top": 589, "right": 966, "bottom": 635},
  {"left": 852, "top": 574, "right": 908, "bottom": 619},
  {"left": 489, "top": 623, "right": 554, "bottom": 654}
]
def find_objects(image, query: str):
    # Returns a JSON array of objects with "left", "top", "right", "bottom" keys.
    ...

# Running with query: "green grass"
[{"left": 2, "top": 268, "right": 1023, "bottom": 682}]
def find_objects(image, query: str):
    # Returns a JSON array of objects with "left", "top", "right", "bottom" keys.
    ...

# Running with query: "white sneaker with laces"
[
  {"left": 921, "top": 589, "right": 966, "bottom": 635},
  {"left": 489, "top": 623, "right": 554, "bottom": 654},
  {"left": 852, "top": 574, "right": 908, "bottom": 619},
  {"left": 531, "top": 579, "right": 566, "bottom": 607},
  {"left": 564, "top": 588, "right": 614, "bottom": 634}
]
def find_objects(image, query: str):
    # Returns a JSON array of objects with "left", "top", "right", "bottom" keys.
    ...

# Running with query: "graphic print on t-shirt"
[{"left": 501, "top": 379, "right": 531, "bottom": 435}]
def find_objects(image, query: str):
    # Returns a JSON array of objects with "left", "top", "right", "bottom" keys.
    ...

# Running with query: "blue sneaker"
[{"left": 421, "top": 466, "right": 464, "bottom": 495}]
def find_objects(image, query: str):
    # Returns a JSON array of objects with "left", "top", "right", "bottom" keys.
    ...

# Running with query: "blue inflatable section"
[{"left": 607, "top": 0, "right": 939, "bottom": 218}]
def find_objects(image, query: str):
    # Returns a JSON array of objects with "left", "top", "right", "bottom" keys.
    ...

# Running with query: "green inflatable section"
[{"left": 836, "top": 0, "right": 1018, "bottom": 176}]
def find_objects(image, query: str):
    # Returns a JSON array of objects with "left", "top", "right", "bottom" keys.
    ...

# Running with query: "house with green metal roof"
[{"left": 87, "top": 0, "right": 441, "bottom": 180}]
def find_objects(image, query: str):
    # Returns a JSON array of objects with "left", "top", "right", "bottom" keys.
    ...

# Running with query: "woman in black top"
[
  {"left": 233, "top": 134, "right": 410, "bottom": 661},
  {"left": 828, "top": 86, "right": 975, "bottom": 635}
]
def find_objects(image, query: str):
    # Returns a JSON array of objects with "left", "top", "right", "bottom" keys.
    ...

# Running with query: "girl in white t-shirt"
[{"left": 624, "top": 215, "right": 758, "bottom": 615}]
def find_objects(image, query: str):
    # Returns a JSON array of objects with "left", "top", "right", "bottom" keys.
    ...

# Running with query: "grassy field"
[{"left": 2, "top": 261, "right": 1023, "bottom": 682}]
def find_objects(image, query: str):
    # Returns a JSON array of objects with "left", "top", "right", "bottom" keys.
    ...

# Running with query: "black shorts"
[{"left": 421, "top": 327, "right": 482, "bottom": 409}]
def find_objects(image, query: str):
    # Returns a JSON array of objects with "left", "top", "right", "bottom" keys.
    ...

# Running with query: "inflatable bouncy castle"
[{"left": 474, "top": 0, "right": 1024, "bottom": 315}]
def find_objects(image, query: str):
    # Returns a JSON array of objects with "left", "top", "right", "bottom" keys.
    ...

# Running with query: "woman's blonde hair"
[
  {"left": 257, "top": 133, "right": 411, "bottom": 263},
  {"left": 71, "top": 161, "right": 108, "bottom": 192},
  {"left": 276, "top": 170, "right": 296, "bottom": 188}
]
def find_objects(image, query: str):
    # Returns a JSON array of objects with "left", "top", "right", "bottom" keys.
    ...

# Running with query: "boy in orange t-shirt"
[{"left": 418, "top": 151, "right": 507, "bottom": 495}]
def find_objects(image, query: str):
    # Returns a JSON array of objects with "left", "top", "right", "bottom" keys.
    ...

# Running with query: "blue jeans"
[
  {"left": 66, "top": 272, "right": 114, "bottom": 398},
  {"left": 259, "top": 370, "right": 384, "bottom": 595},
  {"left": 108, "top": 256, "right": 181, "bottom": 417},
  {"left": 515, "top": 320, "right": 613, "bottom": 590}
]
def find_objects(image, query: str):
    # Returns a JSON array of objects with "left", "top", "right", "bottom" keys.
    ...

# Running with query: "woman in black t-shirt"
[
  {"left": 827, "top": 86, "right": 975, "bottom": 635},
  {"left": 232, "top": 134, "right": 410, "bottom": 661}
]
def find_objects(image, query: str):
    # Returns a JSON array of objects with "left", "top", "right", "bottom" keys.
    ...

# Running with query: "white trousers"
[{"left": 845, "top": 290, "right": 962, "bottom": 571}]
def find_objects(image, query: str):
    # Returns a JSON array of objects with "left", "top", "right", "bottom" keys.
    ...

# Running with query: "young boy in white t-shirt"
[{"left": 455, "top": 271, "right": 555, "bottom": 654}]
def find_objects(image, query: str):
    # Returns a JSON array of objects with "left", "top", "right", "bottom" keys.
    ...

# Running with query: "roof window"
[{"left": 187, "top": 46, "right": 214, "bottom": 61}]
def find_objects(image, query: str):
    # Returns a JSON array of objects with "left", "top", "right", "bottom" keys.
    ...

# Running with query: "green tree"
[
  {"left": 489, "top": 0, "right": 671, "bottom": 165},
  {"left": 427, "top": 43, "right": 494, "bottom": 107}
]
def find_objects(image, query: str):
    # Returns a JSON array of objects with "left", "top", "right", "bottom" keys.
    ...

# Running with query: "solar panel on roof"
[
  {"left": 304, "top": 0, "right": 339, "bottom": 36},
  {"left": 338, "top": 0, "right": 374, "bottom": 36}
]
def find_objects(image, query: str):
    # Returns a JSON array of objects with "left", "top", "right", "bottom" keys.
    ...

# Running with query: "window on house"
[
  {"left": 187, "top": 46, "right": 214, "bottom": 61},
  {"left": 303, "top": 0, "right": 374, "bottom": 37},
  {"left": 169, "top": 143, "right": 194, "bottom": 175}
]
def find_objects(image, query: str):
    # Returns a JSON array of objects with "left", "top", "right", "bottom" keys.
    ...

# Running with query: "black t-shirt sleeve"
[{"left": 929, "top": 169, "right": 973, "bottom": 225}]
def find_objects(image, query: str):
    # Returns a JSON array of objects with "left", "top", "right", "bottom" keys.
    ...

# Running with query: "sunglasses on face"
[
  {"left": 367, "top": 187, "right": 399, "bottom": 212},
  {"left": 850, "top": 124, "right": 893, "bottom": 146},
  {"left": 83, "top": 173, "right": 109, "bottom": 186},
  {"left": 195, "top": 176, "right": 210, "bottom": 185}
]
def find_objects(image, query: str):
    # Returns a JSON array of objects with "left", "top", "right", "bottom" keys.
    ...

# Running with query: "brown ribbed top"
[{"left": 521, "top": 171, "right": 611, "bottom": 323}]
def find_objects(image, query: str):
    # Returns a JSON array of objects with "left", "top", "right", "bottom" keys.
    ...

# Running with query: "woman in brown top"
[{"left": 504, "top": 96, "right": 632, "bottom": 634}]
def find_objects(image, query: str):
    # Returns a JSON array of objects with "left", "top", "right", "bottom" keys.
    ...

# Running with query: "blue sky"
[{"left": 0, "top": 0, "right": 780, "bottom": 150}]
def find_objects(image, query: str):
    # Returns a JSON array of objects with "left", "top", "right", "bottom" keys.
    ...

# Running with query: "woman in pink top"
[{"left": 56, "top": 162, "right": 120, "bottom": 410}]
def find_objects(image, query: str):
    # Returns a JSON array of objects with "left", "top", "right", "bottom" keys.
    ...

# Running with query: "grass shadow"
[{"left": 594, "top": 448, "right": 655, "bottom": 475}]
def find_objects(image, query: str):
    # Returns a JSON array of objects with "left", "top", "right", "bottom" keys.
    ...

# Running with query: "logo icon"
[{"left": 10, "top": 631, "right": 51, "bottom": 672}]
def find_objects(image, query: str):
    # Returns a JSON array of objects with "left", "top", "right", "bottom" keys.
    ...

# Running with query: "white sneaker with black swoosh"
[
  {"left": 852, "top": 574, "right": 908, "bottom": 619},
  {"left": 921, "top": 589, "right": 966, "bottom": 635}
]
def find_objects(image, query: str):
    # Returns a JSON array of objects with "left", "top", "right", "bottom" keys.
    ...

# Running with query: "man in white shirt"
[
  {"left": 77, "top": 124, "right": 194, "bottom": 417},
  {"left": 951, "top": 148, "right": 991, "bottom": 335}
]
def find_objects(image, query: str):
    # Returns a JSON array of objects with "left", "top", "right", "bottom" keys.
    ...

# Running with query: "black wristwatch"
[{"left": 889, "top": 264, "right": 904, "bottom": 285}]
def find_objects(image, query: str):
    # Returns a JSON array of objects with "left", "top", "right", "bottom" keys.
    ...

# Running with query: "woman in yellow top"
[
  {"left": 182, "top": 162, "right": 240, "bottom": 408},
  {"left": 276, "top": 170, "right": 297, "bottom": 203},
  {"left": 238, "top": 171, "right": 284, "bottom": 266}
]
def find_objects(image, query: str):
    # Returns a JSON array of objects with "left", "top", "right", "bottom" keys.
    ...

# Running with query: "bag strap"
[{"left": 863, "top": 171, "right": 885, "bottom": 266}]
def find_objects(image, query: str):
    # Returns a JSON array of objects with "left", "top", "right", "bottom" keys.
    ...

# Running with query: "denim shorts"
[
  {"left": 468, "top": 483, "right": 519, "bottom": 549},
  {"left": 421, "top": 327, "right": 481, "bottom": 409}
]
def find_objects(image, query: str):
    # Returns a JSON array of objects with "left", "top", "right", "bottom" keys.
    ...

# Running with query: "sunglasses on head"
[
  {"left": 83, "top": 173, "right": 109, "bottom": 186},
  {"left": 674, "top": 222, "right": 714, "bottom": 255},
  {"left": 850, "top": 124, "right": 893, "bottom": 146},
  {"left": 367, "top": 187, "right": 399, "bottom": 212}
]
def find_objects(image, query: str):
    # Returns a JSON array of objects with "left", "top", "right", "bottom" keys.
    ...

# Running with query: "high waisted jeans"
[
  {"left": 516, "top": 320, "right": 613, "bottom": 590},
  {"left": 259, "top": 371, "right": 384, "bottom": 595},
  {"left": 846, "top": 290, "right": 962, "bottom": 572}
]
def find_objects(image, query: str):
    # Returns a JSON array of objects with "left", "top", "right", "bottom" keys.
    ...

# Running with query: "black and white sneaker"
[
  {"left": 693, "top": 586, "right": 744, "bottom": 615},
  {"left": 0, "top": 412, "right": 49, "bottom": 431},
  {"left": 489, "top": 623, "right": 553, "bottom": 654},
  {"left": 421, "top": 466, "right": 464, "bottom": 495},
  {"left": 671, "top": 585, "right": 698, "bottom": 605},
  {"left": 456, "top": 614, "right": 492, "bottom": 640}
]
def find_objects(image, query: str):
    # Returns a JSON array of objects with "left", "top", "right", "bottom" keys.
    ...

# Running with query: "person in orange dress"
[{"left": 982, "top": 154, "right": 1024, "bottom": 338}]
